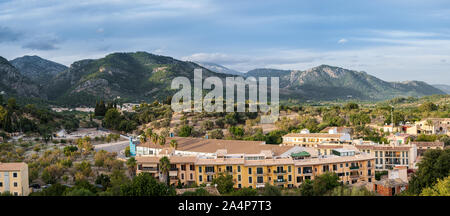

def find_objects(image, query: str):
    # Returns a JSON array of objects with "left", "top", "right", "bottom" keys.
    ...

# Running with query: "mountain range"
[
  {"left": 0, "top": 52, "right": 446, "bottom": 106},
  {"left": 433, "top": 84, "right": 450, "bottom": 94}
]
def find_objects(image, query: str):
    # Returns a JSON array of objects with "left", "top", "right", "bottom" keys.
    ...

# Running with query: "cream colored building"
[
  {"left": 406, "top": 118, "right": 450, "bottom": 136},
  {"left": 0, "top": 162, "right": 29, "bottom": 196},
  {"left": 282, "top": 128, "right": 351, "bottom": 147}
]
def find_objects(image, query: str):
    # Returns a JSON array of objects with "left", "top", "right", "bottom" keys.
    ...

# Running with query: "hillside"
[
  {"left": 0, "top": 56, "right": 44, "bottom": 99},
  {"left": 195, "top": 62, "right": 245, "bottom": 76},
  {"left": 433, "top": 84, "right": 450, "bottom": 94},
  {"left": 10, "top": 55, "right": 68, "bottom": 85},
  {"left": 45, "top": 52, "right": 227, "bottom": 106},
  {"left": 246, "top": 65, "right": 445, "bottom": 101}
]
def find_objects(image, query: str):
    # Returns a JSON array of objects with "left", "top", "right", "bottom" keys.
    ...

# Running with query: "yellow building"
[
  {"left": 0, "top": 162, "right": 29, "bottom": 196},
  {"left": 135, "top": 137, "right": 375, "bottom": 189}
]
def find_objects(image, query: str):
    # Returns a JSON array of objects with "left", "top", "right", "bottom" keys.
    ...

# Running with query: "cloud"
[
  {"left": 0, "top": 26, "right": 22, "bottom": 42},
  {"left": 338, "top": 38, "right": 348, "bottom": 44},
  {"left": 22, "top": 35, "right": 61, "bottom": 50}
]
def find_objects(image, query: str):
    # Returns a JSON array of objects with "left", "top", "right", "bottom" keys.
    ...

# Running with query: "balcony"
[
  {"left": 349, "top": 166, "right": 359, "bottom": 170},
  {"left": 274, "top": 179, "right": 287, "bottom": 184},
  {"left": 141, "top": 167, "right": 158, "bottom": 172},
  {"left": 273, "top": 170, "right": 287, "bottom": 174}
]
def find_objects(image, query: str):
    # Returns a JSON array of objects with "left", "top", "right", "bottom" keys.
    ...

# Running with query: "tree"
[
  {"left": 159, "top": 135, "right": 166, "bottom": 146},
  {"left": 159, "top": 156, "right": 171, "bottom": 185},
  {"left": 408, "top": 149, "right": 450, "bottom": 194},
  {"left": 126, "top": 157, "right": 137, "bottom": 177},
  {"left": 229, "top": 187, "right": 258, "bottom": 196},
  {"left": 420, "top": 176, "right": 450, "bottom": 196},
  {"left": 419, "top": 102, "right": 438, "bottom": 112},
  {"left": 120, "top": 173, "right": 175, "bottom": 196},
  {"left": 228, "top": 126, "right": 244, "bottom": 139},
  {"left": 262, "top": 183, "right": 282, "bottom": 196},
  {"left": 212, "top": 173, "right": 234, "bottom": 194},
  {"left": 104, "top": 108, "right": 121, "bottom": 130},
  {"left": 299, "top": 179, "right": 314, "bottom": 196},
  {"left": 344, "top": 102, "right": 359, "bottom": 110},
  {"left": 169, "top": 140, "right": 178, "bottom": 149},
  {"left": 178, "top": 125, "right": 193, "bottom": 137},
  {"left": 209, "top": 129, "right": 224, "bottom": 139},
  {"left": 312, "top": 172, "right": 340, "bottom": 196}
]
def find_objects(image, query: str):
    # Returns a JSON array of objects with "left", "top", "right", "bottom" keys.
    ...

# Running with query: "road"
[{"left": 94, "top": 140, "right": 129, "bottom": 160}]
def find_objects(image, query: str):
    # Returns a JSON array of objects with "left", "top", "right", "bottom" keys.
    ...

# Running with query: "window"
[
  {"left": 288, "top": 175, "right": 292, "bottom": 182},
  {"left": 13, "top": 172, "right": 17, "bottom": 178},
  {"left": 13, "top": 192, "right": 18, "bottom": 196},
  {"left": 190, "top": 165, "right": 195, "bottom": 171},
  {"left": 205, "top": 166, "right": 214, "bottom": 173},
  {"left": 322, "top": 165, "right": 329, "bottom": 172},
  {"left": 199, "top": 175, "right": 202, "bottom": 182},
  {"left": 248, "top": 167, "right": 252, "bottom": 175},
  {"left": 298, "top": 167, "right": 301, "bottom": 174},
  {"left": 0, "top": 182, "right": 2, "bottom": 187},
  {"left": 346, "top": 163, "right": 349, "bottom": 167},
  {"left": 257, "top": 167, "right": 263, "bottom": 174},
  {"left": 199, "top": 166, "right": 202, "bottom": 173},
  {"left": 181, "top": 174, "right": 184, "bottom": 180},
  {"left": 226, "top": 166, "right": 233, "bottom": 173},
  {"left": 14, "top": 182, "right": 18, "bottom": 187},
  {"left": 257, "top": 176, "right": 263, "bottom": 183},
  {"left": 190, "top": 173, "right": 193, "bottom": 180},
  {"left": 181, "top": 165, "right": 186, "bottom": 171},
  {"left": 297, "top": 176, "right": 303, "bottom": 183},
  {"left": 237, "top": 166, "right": 241, "bottom": 172},
  {"left": 238, "top": 175, "right": 241, "bottom": 181},
  {"left": 340, "top": 164, "right": 343, "bottom": 168},
  {"left": 333, "top": 164, "right": 337, "bottom": 171},
  {"left": 238, "top": 184, "right": 242, "bottom": 188},
  {"left": 288, "top": 166, "right": 292, "bottom": 173},
  {"left": 375, "top": 151, "right": 378, "bottom": 157},
  {"left": 249, "top": 176, "right": 253, "bottom": 184}
]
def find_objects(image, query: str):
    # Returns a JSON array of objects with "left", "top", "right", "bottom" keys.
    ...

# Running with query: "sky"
[{"left": 0, "top": 0, "right": 450, "bottom": 84}]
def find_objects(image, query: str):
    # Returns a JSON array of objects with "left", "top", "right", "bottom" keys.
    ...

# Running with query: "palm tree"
[
  {"left": 151, "top": 132, "right": 157, "bottom": 143},
  {"left": 159, "top": 135, "right": 166, "bottom": 146},
  {"left": 169, "top": 140, "right": 178, "bottom": 150},
  {"left": 126, "top": 157, "right": 137, "bottom": 177},
  {"left": 159, "top": 156, "right": 171, "bottom": 185},
  {"left": 139, "top": 135, "right": 147, "bottom": 144},
  {"left": 425, "top": 119, "right": 434, "bottom": 133}
]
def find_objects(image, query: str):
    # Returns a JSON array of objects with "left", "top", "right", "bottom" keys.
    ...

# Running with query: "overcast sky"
[{"left": 1, "top": 0, "right": 450, "bottom": 84}]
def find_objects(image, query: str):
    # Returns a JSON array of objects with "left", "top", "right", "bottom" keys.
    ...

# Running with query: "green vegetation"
[{"left": 407, "top": 149, "right": 450, "bottom": 195}]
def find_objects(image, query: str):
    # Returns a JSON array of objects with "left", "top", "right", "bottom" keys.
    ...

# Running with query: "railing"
[
  {"left": 273, "top": 170, "right": 287, "bottom": 174},
  {"left": 349, "top": 166, "right": 359, "bottom": 170},
  {"left": 274, "top": 179, "right": 286, "bottom": 183}
]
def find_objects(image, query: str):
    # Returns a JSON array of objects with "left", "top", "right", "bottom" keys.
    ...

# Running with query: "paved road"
[{"left": 94, "top": 140, "right": 129, "bottom": 160}]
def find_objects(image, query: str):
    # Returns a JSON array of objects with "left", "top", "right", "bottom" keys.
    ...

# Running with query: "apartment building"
[
  {"left": 282, "top": 128, "right": 351, "bottom": 147},
  {"left": 406, "top": 118, "right": 450, "bottom": 136},
  {"left": 0, "top": 162, "right": 29, "bottom": 196},
  {"left": 411, "top": 141, "right": 445, "bottom": 156},
  {"left": 135, "top": 137, "right": 374, "bottom": 188},
  {"left": 386, "top": 133, "right": 413, "bottom": 145},
  {"left": 353, "top": 141, "right": 417, "bottom": 170}
]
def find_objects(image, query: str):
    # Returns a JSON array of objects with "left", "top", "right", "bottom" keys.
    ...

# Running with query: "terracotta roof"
[
  {"left": 0, "top": 162, "right": 27, "bottom": 171},
  {"left": 355, "top": 145, "right": 412, "bottom": 151},
  {"left": 283, "top": 133, "right": 343, "bottom": 138},
  {"left": 137, "top": 137, "right": 294, "bottom": 156},
  {"left": 411, "top": 141, "right": 445, "bottom": 147},
  {"left": 136, "top": 156, "right": 197, "bottom": 164},
  {"left": 375, "top": 178, "right": 408, "bottom": 187},
  {"left": 136, "top": 154, "right": 375, "bottom": 167}
]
